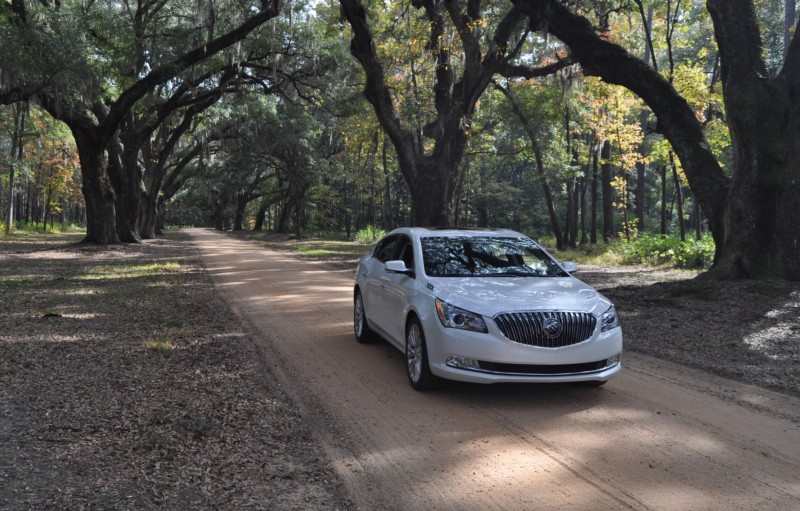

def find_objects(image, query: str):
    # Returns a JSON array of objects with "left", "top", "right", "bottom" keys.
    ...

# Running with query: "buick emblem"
[{"left": 543, "top": 317, "right": 562, "bottom": 338}]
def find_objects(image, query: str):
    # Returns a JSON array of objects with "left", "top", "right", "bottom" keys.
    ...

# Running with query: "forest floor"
[{"left": 1, "top": 229, "right": 799, "bottom": 509}]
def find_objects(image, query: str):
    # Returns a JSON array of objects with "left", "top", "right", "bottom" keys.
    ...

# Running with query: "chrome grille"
[{"left": 494, "top": 311, "right": 596, "bottom": 348}]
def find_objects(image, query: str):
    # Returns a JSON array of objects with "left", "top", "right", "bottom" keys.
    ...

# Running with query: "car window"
[
  {"left": 397, "top": 239, "right": 415, "bottom": 269},
  {"left": 420, "top": 236, "right": 566, "bottom": 277},
  {"left": 373, "top": 235, "right": 400, "bottom": 263}
]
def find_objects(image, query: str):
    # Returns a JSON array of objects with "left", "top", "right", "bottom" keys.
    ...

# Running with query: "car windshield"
[{"left": 420, "top": 236, "right": 567, "bottom": 277}]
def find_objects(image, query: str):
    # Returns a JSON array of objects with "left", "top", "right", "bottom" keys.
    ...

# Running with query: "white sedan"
[{"left": 353, "top": 227, "right": 623, "bottom": 391}]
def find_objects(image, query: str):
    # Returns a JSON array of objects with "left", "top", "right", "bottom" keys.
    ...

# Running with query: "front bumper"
[{"left": 423, "top": 314, "right": 623, "bottom": 384}]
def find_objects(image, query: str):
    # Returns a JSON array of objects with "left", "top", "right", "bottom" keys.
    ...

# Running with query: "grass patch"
[
  {"left": 145, "top": 338, "right": 174, "bottom": 356},
  {"left": 0, "top": 277, "right": 42, "bottom": 290},
  {"left": 165, "top": 315, "right": 184, "bottom": 328},
  {"left": 0, "top": 222, "right": 85, "bottom": 237},
  {"left": 77, "top": 260, "right": 183, "bottom": 280},
  {"left": 233, "top": 232, "right": 373, "bottom": 264}
]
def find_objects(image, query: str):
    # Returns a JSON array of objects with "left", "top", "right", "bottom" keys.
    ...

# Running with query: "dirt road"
[{"left": 188, "top": 228, "right": 800, "bottom": 511}]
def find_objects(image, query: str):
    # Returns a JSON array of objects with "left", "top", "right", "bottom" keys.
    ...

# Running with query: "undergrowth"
[{"left": 543, "top": 233, "right": 715, "bottom": 270}]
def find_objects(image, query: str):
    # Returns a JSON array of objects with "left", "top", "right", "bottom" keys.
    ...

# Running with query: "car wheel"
[
  {"left": 405, "top": 318, "right": 441, "bottom": 391},
  {"left": 354, "top": 290, "right": 377, "bottom": 343}
]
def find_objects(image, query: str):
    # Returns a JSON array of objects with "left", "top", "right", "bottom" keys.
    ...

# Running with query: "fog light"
[
  {"left": 607, "top": 353, "right": 621, "bottom": 367},
  {"left": 446, "top": 355, "right": 480, "bottom": 369}
]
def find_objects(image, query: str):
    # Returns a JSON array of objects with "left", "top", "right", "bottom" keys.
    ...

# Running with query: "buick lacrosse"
[{"left": 353, "top": 227, "right": 622, "bottom": 390}]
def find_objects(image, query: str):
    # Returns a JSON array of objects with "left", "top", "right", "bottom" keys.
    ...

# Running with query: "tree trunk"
[
  {"left": 660, "top": 165, "right": 668, "bottom": 234},
  {"left": 693, "top": 193, "right": 703, "bottom": 241},
  {"left": 5, "top": 104, "right": 25, "bottom": 234},
  {"left": 601, "top": 141, "right": 614, "bottom": 242},
  {"left": 277, "top": 199, "right": 293, "bottom": 234},
  {"left": 253, "top": 204, "right": 268, "bottom": 231},
  {"left": 210, "top": 199, "right": 227, "bottom": 231},
  {"left": 139, "top": 192, "right": 159, "bottom": 239},
  {"left": 635, "top": 108, "right": 649, "bottom": 231},
  {"left": 590, "top": 141, "right": 599, "bottom": 244},
  {"left": 233, "top": 193, "right": 248, "bottom": 231},
  {"left": 407, "top": 157, "right": 459, "bottom": 226},
  {"left": 108, "top": 134, "right": 142, "bottom": 243},
  {"left": 785, "top": 0, "right": 796, "bottom": 59},
  {"left": 707, "top": 0, "right": 800, "bottom": 279},
  {"left": 670, "top": 152, "right": 685, "bottom": 241},
  {"left": 72, "top": 128, "right": 119, "bottom": 244},
  {"left": 381, "top": 138, "right": 395, "bottom": 230},
  {"left": 579, "top": 175, "right": 588, "bottom": 245}
]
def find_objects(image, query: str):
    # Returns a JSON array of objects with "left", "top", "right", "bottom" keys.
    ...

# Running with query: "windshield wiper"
[{"left": 485, "top": 270, "right": 543, "bottom": 277}]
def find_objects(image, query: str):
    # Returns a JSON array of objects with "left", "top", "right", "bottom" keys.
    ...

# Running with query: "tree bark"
[
  {"left": 670, "top": 152, "right": 685, "bottom": 241},
  {"left": 660, "top": 165, "right": 668, "bottom": 234},
  {"left": 707, "top": 0, "right": 800, "bottom": 279},
  {"left": 590, "top": 141, "right": 599, "bottom": 244},
  {"left": 381, "top": 137, "right": 395, "bottom": 230},
  {"left": 108, "top": 131, "right": 142, "bottom": 243},
  {"left": 785, "top": 0, "right": 796, "bottom": 59},
  {"left": 253, "top": 204, "right": 268, "bottom": 231},
  {"left": 601, "top": 141, "right": 614, "bottom": 242},
  {"left": 71, "top": 128, "right": 119, "bottom": 244}
]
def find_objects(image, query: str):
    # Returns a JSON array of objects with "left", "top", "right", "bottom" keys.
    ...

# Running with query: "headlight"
[
  {"left": 601, "top": 305, "right": 621, "bottom": 332},
  {"left": 435, "top": 299, "right": 488, "bottom": 333}
]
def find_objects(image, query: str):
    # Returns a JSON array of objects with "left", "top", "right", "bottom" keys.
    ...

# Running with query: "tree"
[
  {"left": 512, "top": 0, "right": 800, "bottom": 280},
  {"left": 340, "top": 0, "right": 570, "bottom": 226},
  {"left": 1, "top": 0, "right": 282, "bottom": 243}
]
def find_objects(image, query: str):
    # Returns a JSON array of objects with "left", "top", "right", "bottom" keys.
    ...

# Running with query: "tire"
[
  {"left": 405, "top": 318, "right": 442, "bottom": 391},
  {"left": 354, "top": 290, "right": 377, "bottom": 343}
]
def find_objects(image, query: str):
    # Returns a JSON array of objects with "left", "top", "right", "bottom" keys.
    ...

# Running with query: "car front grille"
[{"left": 494, "top": 311, "right": 597, "bottom": 348}]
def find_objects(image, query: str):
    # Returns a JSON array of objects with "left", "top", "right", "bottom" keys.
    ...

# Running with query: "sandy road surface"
[{"left": 188, "top": 228, "right": 800, "bottom": 511}]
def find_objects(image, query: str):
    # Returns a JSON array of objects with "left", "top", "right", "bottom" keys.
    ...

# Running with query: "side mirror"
[
  {"left": 561, "top": 261, "right": 578, "bottom": 274},
  {"left": 385, "top": 260, "right": 415, "bottom": 277}
]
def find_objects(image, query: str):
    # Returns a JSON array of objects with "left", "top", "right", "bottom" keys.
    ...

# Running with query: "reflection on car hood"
[{"left": 430, "top": 276, "right": 610, "bottom": 316}]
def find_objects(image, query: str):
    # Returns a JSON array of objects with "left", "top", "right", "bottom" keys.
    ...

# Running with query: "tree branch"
[
  {"left": 102, "top": 0, "right": 281, "bottom": 144},
  {"left": 706, "top": 0, "right": 766, "bottom": 85},
  {"left": 512, "top": 0, "right": 730, "bottom": 246},
  {"left": 496, "top": 57, "right": 573, "bottom": 79},
  {"left": 340, "top": 0, "right": 418, "bottom": 176}
]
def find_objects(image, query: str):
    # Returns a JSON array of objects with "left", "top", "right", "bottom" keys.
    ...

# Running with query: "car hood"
[{"left": 429, "top": 275, "right": 612, "bottom": 317}]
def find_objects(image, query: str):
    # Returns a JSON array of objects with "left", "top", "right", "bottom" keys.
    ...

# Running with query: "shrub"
[
  {"left": 354, "top": 225, "right": 386, "bottom": 243},
  {"left": 615, "top": 233, "right": 715, "bottom": 269}
]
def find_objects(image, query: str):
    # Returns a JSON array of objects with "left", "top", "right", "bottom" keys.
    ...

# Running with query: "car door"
[
  {"left": 362, "top": 234, "right": 400, "bottom": 335},
  {"left": 378, "top": 236, "right": 416, "bottom": 345}
]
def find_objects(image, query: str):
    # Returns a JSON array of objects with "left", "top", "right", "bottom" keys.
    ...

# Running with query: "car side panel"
[{"left": 359, "top": 257, "right": 389, "bottom": 335}]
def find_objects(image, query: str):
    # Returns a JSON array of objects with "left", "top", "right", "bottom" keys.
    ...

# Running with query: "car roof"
[{"left": 389, "top": 227, "right": 524, "bottom": 238}]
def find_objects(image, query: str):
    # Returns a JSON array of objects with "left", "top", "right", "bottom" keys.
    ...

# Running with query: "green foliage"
[
  {"left": 145, "top": 338, "right": 174, "bottom": 356},
  {"left": 166, "top": 316, "right": 184, "bottom": 328},
  {"left": 354, "top": 225, "right": 386, "bottom": 243},
  {"left": 616, "top": 233, "right": 716, "bottom": 269},
  {"left": 0, "top": 221, "right": 84, "bottom": 236}
]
